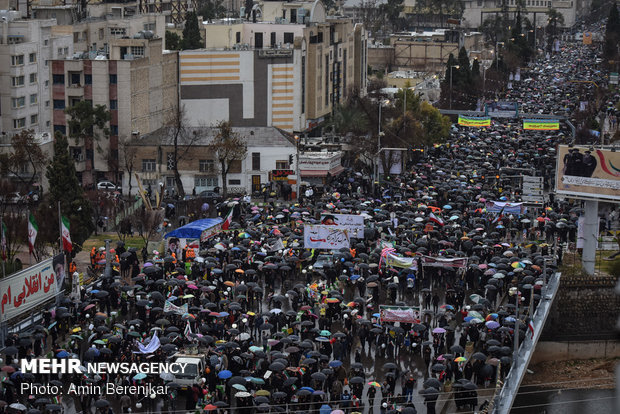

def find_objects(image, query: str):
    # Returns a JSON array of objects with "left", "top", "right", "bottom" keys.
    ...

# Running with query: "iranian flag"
[
  {"left": 28, "top": 213, "right": 38, "bottom": 254},
  {"left": 61, "top": 216, "right": 72, "bottom": 252},
  {"left": 222, "top": 208, "right": 234, "bottom": 230},
  {"left": 429, "top": 212, "right": 445, "bottom": 226}
]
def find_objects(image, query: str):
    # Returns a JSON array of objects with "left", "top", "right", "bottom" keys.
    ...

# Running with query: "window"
[
  {"left": 85, "top": 74, "right": 92, "bottom": 84},
  {"left": 54, "top": 125, "right": 66, "bottom": 134},
  {"left": 53, "top": 99, "right": 65, "bottom": 110},
  {"left": 11, "top": 76, "right": 25, "bottom": 87},
  {"left": 290, "top": 8, "right": 297, "bottom": 23},
  {"left": 53, "top": 74, "right": 65, "bottom": 84},
  {"left": 284, "top": 32, "right": 294, "bottom": 44},
  {"left": 44, "top": 39, "right": 49, "bottom": 46},
  {"left": 13, "top": 118, "right": 26, "bottom": 129},
  {"left": 11, "top": 55, "right": 24, "bottom": 66},
  {"left": 69, "top": 73, "right": 80, "bottom": 86},
  {"left": 130, "top": 46, "right": 145, "bottom": 57},
  {"left": 166, "top": 153, "right": 175, "bottom": 170},
  {"left": 228, "top": 179, "right": 241, "bottom": 185},
  {"left": 229, "top": 160, "right": 242, "bottom": 173},
  {"left": 252, "top": 152, "right": 261, "bottom": 170},
  {"left": 30, "top": 114, "right": 38, "bottom": 125},
  {"left": 110, "top": 27, "right": 127, "bottom": 36},
  {"left": 29, "top": 53, "right": 36, "bottom": 63},
  {"left": 73, "top": 32, "right": 79, "bottom": 43},
  {"left": 29, "top": 73, "right": 37, "bottom": 84},
  {"left": 45, "top": 100, "right": 50, "bottom": 107},
  {"left": 144, "top": 23, "right": 156, "bottom": 31},
  {"left": 236, "top": 32, "right": 241, "bottom": 43},
  {"left": 199, "top": 159, "right": 215, "bottom": 173},
  {"left": 30, "top": 94, "right": 37, "bottom": 105},
  {"left": 142, "top": 159, "right": 156, "bottom": 172},
  {"left": 11, "top": 97, "right": 25, "bottom": 109},
  {"left": 194, "top": 176, "right": 217, "bottom": 187},
  {"left": 110, "top": 125, "right": 118, "bottom": 135},
  {"left": 109, "top": 100, "right": 118, "bottom": 110},
  {"left": 276, "top": 160, "right": 290, "bottom": 169},
  {"left": 45, "top": 80, "right": 49, "bottom": 87},
  {"left": 58, "top": 48, "right": 63, "bottom": 55},
  {"left": 99, "top": 28, "right": 104, "bottom": 40},
  {"left": 109, "top": 74, "right": 117, "bottom": 84}
]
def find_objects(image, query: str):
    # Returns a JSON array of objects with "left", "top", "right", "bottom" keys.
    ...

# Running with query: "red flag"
[
  {"left": 222, "top": 208, "right": 234, "bottom": 230},
  {"left": 429, "top": 212, "right": 444, "bottom": 226}
]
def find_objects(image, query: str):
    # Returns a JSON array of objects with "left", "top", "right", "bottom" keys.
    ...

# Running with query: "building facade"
[
  {"left": 50, "top": 37, "right": 178, "bottom": 188},
  {"left": 180, "top": 0, "right": 367, "bottom": 133},
  {"left": 0, "top": 10, "right": 73, "bottom": 135}
]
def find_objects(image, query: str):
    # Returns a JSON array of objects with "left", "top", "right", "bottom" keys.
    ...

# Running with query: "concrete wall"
[
  {"left": 531, "top": 340, "right": 620, "bottom": 364},
  {"left": 541, "top": 274, "right": 620, "bottom": 341},
  {"left": 368, "top": 46, "right": 394, "bottom": 72}
]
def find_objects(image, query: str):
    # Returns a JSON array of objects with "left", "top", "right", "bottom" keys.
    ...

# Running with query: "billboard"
[
  {"left": 0, "top": 258, "right": 58, "bottom": 322},
  {"left": 556, "top": 145, "right": 620, "bottom": 201},
  {"left": 320, "top": 214, "right": 365, "bottom": 238},
  {"left": 458, "top": 115, "right": 491, "bottom": 127},
  {"left": 377, "top": 150, "right": 403, "bottom": 175},
  {"left": 303, "top": 224, "right": 350, "bottom": 249}
]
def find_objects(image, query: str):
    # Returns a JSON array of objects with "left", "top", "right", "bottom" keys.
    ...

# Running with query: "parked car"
[
  {"left": 97, "top": 181, "right": 117, "bottom": 191},
  {"left": 198, "top": 190, "right": 222, "bottom": 202}
]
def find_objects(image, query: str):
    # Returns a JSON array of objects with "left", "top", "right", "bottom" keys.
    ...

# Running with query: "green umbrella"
[
  {"left": 232, "top": 384, "right": 247, "bottom": 391},
  {"left": 320, "top": 330, "right": 331, "bottom": 337},
  {"left": 128, "top": 331, "right": 141, "bottom": 337},
  {"left": 93, "top": 339, "right": 106, "bottom": 345}
]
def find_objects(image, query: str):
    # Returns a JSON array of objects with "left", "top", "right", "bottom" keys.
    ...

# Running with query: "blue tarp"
[{"left": 164, "top": 218, "right": 223, "bottom": 239}]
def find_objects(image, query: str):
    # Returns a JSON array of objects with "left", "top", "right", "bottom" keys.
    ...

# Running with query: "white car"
[{"left": 97, "top": 181, "right": 117, "bottom": 191}]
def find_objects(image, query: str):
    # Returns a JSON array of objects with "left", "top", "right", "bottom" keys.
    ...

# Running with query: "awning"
[
  {"left": 301, "top": 165, "right": 345, "bottom": 177},
  {"left": 164, "top": 218, "right": 223, "bottom": 239}
]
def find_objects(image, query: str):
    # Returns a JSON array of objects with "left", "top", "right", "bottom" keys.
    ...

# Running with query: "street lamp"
[
  {"left": 495, "top": 41, "right": 504, "bottom": 71},
  {"left": 449, "top": 65, "right": 459, "bottom": 110},
  {"left": 509, "top": 286, "right": 520, "bottom": 367}
]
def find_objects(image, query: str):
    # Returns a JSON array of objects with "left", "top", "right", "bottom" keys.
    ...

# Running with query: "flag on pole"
[
  {"left": 28, "top": 214, "right": 38, "bottom": 254},
  {"left": 528, "top": 320, "right": 535, "bottom": 339},
  {"left": 429, "top": 212, "right": 445, "bottom": 226},
  {"left": 491, "top": 206, "right": 505, "bottom": 225},
  {"left": 222, "top": 208, "right": 234, "bottom": 230},
  {"left": 1, "top": 220, "right": 7, "bottom": 260},
  {"left": 61, "top": 216, "right": 72, "bottom": 252}
]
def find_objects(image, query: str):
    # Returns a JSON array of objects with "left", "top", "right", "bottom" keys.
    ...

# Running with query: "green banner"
[{"left": 458, "top": 115, "right": 491, "bottom": 127}]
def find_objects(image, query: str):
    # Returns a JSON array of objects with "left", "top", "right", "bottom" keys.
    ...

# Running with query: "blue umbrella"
[
  {"left": 329, "top": 360, "right": 343, "bottom": 368},
  {"left": 350, "top": 275, "right": 361, "bottom": 281},
  {"left": 133, "top": 373, "right": 147, "bottom": 380},
  {"left": 218, "top": 370, "right": 232, "bottom": 379},
  {"left": 320, "top": 405, "right": 332, "bottom": 414},
  {"left": 56, "top": 350, "right": 69, "bottom": 358},
  {"left": 443, "top": 205, "right": 452, "bottom": 210},
  {"left": 48, "top": 322, "right": 57, "bottom": 330},
  {"left": 315, "top": 337, "right": 330, "bottom": 342},
  {"left": 300, "top": 386, "right": 314, "bottom": 392}
]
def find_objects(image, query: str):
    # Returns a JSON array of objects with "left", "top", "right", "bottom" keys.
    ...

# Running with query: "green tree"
[
  {"left": 330, "top": 103, "right": 369, "bottom": 135},
  {"left": 166, "top": 31, "right": 182, "bottom": 50},
  {"left": 65, "top": 101, "right": 111, "bottom": 151},
  {"left": 380, "top": 0, "right": 404, "bottom": 32},
  {"left": 45, "top": 132, "right": 94, "bottom": 252},
  {"left": 604, "top": 3, "right": 620, "bottom": 63},
  {"left": 210, "top": 121, "right": 248, "bottom": 199},
  {"left": 456, "top": 46, "right": 472, "bottom": 88},
  {"left": 546, "top": 8, "right": 564, "bottom": 53},
  {"left": 0, "top": 130, "right": 48, "bottom": 190},
  {"left": 197, "top": 0, "right": 226, "bottom": 21},
  {"left": 181, "top": 11, "right": 203, "bottom": 50}
]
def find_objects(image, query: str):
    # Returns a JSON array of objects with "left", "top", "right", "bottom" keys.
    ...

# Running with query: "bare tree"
[
  {"left": 118, "top": 136, "right": 138, "bottom": 197},
  {"left": 166, "top": 106, "right": 203, "bottom": 198},
  {"left": 0, "top": 130, "right": 48, "bottom": 190},
  {"left": 209, "top": 121, "right": 248, "bottom": 199},
  {"left": 132, "top": 206, "right": 164, "bottom": 249}
]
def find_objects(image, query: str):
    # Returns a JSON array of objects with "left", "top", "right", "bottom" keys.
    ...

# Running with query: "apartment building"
[
  {"left": 0, "top": 10, "right": 73, "bottom": 135},
  {"left": 50, "top": 37, "right": 178, "bottom": 188},
  {"left": 180, "top": 0, "right": 367, "bottom": 133}
]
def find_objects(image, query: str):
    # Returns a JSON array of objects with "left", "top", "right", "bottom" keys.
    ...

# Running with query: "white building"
[
  {"left": 125, "top": 126, "right": 298, "bottom": 196},
  {"left": 0, "top": 10, "right": 73, "bottom": 136}
]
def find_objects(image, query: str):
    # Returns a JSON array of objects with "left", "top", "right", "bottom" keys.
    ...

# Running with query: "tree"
[
  {"left": 65, "top": 100, "right": 111, "bottom": 185},
  {"left": 132, "top": 206, "right": 164, "bottom": 250},
  {"left": 456, "top": 46, "right": 472, "bottom": 88},
  {"left": 330, "top": 103, "right": 369, "bottom": 135},
  {"left": 380, "top": 0, "right": 405, "bottom": 32},
  {"left": 46, "top": 132, "right": 94, "bottom": 252},
  {"left": 0, "top": 130, "right": 48, "bottom": 190},
  {"left": 119, "top": 137, "right": 138, "bottom": 198},
  {"left": 546, "top": 8, "right": 564, "bottom": 53},
  {"left": 356, "top": 0, "right": 385, "bottom": 38},
  {"left": 181, "top": 11, "right": 203, "bottom": 50},
  {"left": 166, "top": 31, "right": 182, "bottom": 50},
  {"left": 210, "top": 121, "right": 247, "bottom": 199},
  {"left": 604, "top": 3, "right": 620, "bottom": 64},
  {"left": 197, "top": 0, "right": 226, "bottom": 21},
  {"left": 166, "top": 107, "right": 203, "bottom": 199}
]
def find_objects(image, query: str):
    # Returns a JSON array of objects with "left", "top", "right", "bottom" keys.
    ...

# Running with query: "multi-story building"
[
  {"left": 180, "top": 0, "right": 367, "bottom": 133},
  {"left": 50, "top": 37, "right": 178, "bottom": 188},
  {"left": 461, "top": 0, "right": 592, "bottom": 29},
  {"left": 0, "top": 10, "right": 73, "bottom": 135},
  {"left": 126, "top": 126, "right": 297, "bottom": 196}
]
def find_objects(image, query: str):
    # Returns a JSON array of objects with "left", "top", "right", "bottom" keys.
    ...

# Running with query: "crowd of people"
[{"left": 1, "top": 29, "right": 618, "bottom": 414}]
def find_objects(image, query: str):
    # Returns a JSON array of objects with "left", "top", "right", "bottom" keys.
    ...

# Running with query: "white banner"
[
  {"left": 303, "top": 225, "right": 350, "bottom": 250},
  {"left": 0, "top": 258, "right": 58, "bottom": 322},
  {"left": 320, "top": 214, "right": 365, "bottom": 238},
  {"left": 163, "top": 300, "right": 188, "bottom": 315}
]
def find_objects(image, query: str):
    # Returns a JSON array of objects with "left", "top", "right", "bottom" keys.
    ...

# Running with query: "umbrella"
[{"left": 218, "top": 370, "right": 232, "bottom": 379}]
